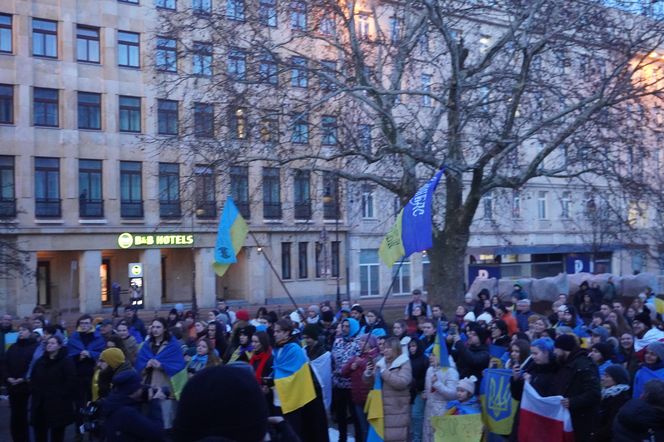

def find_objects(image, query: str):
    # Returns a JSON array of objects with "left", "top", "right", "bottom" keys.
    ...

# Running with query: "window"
[
  {"left": 331, "top": 241, "right": 340, "bottom": 278},
  {"left": 79, "top": 159, "right": 103, "bottom": 218},
  {"left": 157, "top": 99, "right": 178, "bottom": 135},
  {"left": 389, "top": 16, "right": 402, "bottom": 44},
  {"left": 323, "top": 172, "right": 338, "bottom": 219},
  {"left": 0, "top": 84, "right": 13, "bottom": 124},
  {"left": 263, "top": 167, "right": 281, "bottom": 219},
  {"left": 227, "top": 0, "right": 245, "bottom": 21},
  {"left": 281, "top": 242, "right": 291, "bottom": 279},
  {"left": 421, "top": 74, "right": 432, "bottom": 107},
  {"left": 78, "top": 92, "right": 101, "bottom": 130},
  {"left": 230, "top": 108, "right": 247, "bottom": 139},
  {"left": 117, "top": 31, "right": 140, "bottom": 67},
  {"left": 76, "top": 26, "right": 100, "bottom": 63},
  {"left": 159, "top": 163, "right": 180, "bottom": 218},
  {"left": 260, "top": 113, "right": 279, "bottom": 142},
  {"left": 227, "top": 48, "right": 246, "bottom": 80},
  {"left": 319, "top": 60, "right": 336, "bottom": 91},
  {"left": 561, "top": 191, "right": 572, "bottom": 219},
  {"left": 120, "top": 161, "right": 142, "bottom": 218},
  {"left": 259, "top": 0, "right": 277, "bottom": 27},
  {"left": 258, "top": 52, "right": 278, "bottom": 85},
  {"left": 33, "top": 88, "right": 59, "bottom": 127},
  {"left": 315, "top": 241, "right": 325, "bottom": 277},
  {"left": 193, "top": 42, "right": 212, "bottom": 76},
  {"left": 0, "top": 14, "right": 11, "bottom": 53},
  {"left": 291, "top": 114, "right": 308, "bottom": 144},
  {"left": 483, "top": 192, "right": 493, "bottom": 219},
  {"left": 298, "top": 242, "right": 308, "bottom": 278},
  {"left": 362, "top": 186, "right": 374, "bottom": 218},
  {"left": 422, "top": 254, "right": 431, "bottom": 293},
  {"left": 538, "top": 191, "right": 548, "bottom": 219},
  {"left": 156, "top": 0, "right": 176, "bottom": 9},
  {"left": 358, "top": 124, "right": 372, "bottom": 152},
  {"left": 357, "top": 13, "right": 370, "bottom": 39},
  {"left": 35, "top": 157, "right": 60, "bottom": 218},
  {"left": 156, "top": 37, "right": 177, "bottom": 72},
  {"left": 119, "top": 96, "right": 141, "bottom": 132},
  {"left": 392, "top": 259, "right": 411, "bottom": 294},
  {"left": 291, "top": 57, "right": 308, "bottom": 87},
  {"left": 230, "top": 166, "right": 250, "bottom": 218},
  {"left": 193, "top": 0, "right": 212, "bottom": 14},
  {"left": 195, "top": 165, "right": 216, "bottom": 218},
  {"left": 32, "top": 19, "right": 57, "bottom": 58},
  {"left": 0, "top": 156, "right": 15, "bottom": 218},
  {"left": 360, "top": 249, "right": 379, "bottom": 296},
  {"left": 512, "top": 190, "right": 521, "bottom": 219},
  {"left": 319, "top": 14, "right": 336, "bottom": 36},
  {"left": 294, "top": 169, "right": 311, "bottom": 219},
  {"left": 321, "top": 115, "right": 337, "bottom": 145},
  {"left": 194, "top": 102, "right": 214, "bottom": 137},
  {"left": 290, "top": 1, "right": 307, "bottom": 31}
]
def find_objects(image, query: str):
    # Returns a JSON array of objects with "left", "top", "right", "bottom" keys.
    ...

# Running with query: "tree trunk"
[{"left": 428, "top": 224, "right": 470, "bottom": 314}]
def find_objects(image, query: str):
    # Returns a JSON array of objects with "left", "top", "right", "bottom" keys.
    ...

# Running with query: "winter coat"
[
  {"left": 332, "top": 335, "right": 360, "bottom": 389},
  {"left": 122, "top": 335, "right": 139, "bottom": 365},
  {"left": 100, "top": 393, "right": 165, "bottom": 442},
  {"left": 553, "top": 348, "right": 601, "bottom": 442},
  {"left": 424, "top": 362, "right": 459, "bottom": 442},
  {"left": 595, "top": 387, "right": 630, "bottom": 442},
  {"left": 509, "top": 360, "right": 558, "bottom": 442},
  {"left": 613, "top": 398, "right": 664, "bottom": 442},
  {"left": 452, "top": 340, "right": 490, "bottom": 392},
  {"left": 409, "top": 339, "right": 429, "bottom": 401},
  {"left": 30, "top": 347, "right": 77, "bottom": 428},
  {"left": 67, "top": 330, "right": 106, "bottom": 378},
  {"left": 6, "top": 336, "right": 38, "bottom": 381},
  {"left": 305, "top": 342, "right": 326, "bottom": 361},
  {"left": 365, "top": 353, "right": 412, "bottom": 442},
  {"left": 340, "top": 353, "right": 373, "bottom": 405}
]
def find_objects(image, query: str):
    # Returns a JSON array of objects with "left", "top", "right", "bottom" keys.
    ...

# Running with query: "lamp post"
[{"left": 191, "top": 207, "right": 205, "bottom": 317}]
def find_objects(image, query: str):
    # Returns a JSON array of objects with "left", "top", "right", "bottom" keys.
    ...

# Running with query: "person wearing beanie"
[
  {"left": 552, "top": 333, "right": 600, "bottom": 442},
  {"left": 235, "top": 309, "right": 250, "bottom": 323},
  {"left": 95, "top": 346, "right": 135, "bottom": 400},
  {"left": 590, "top": 342, "right": 615, "bottom": 377},
  {"left": 317, "top": 310, "right": 336, "bottom": 351},
  {"left": 331, "top": 317, "right": 361, "bottom": 442},
  {"left": 463, "top": 311, "right": 476, "bottom": 323},
  {"left": 476, "top": 312, "right": 493, "bottom": 325},
  {"left": 613, "top": 379, "right": 664, "bottom": 442},
  {"left": 166, "top": 308, "right": 179, "bottom": 328},
  {"left": 448, "top": 322, "right": 489, "bottom": 393},
  {"left": 302, "top": 324, "right": 325, "bottom": 361},
  {"left": 444, "top": 376, "right": 480, "bottom": 415},
  {"left": 633, "top": 341, "right": 664, "bottom": 399},
  {"left": 595, "top": 364, "right": 631, "bottom": 442},
  {"left": 633, "top": 311, "right": 664, "bottom": 353},
  {"left": 590, "top": 326, "right": 610, "bottom": 345}
]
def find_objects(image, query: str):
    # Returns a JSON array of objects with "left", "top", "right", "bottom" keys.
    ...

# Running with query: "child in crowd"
[{"left": 444, "top": 376, "right": 480, "bottom": 415}]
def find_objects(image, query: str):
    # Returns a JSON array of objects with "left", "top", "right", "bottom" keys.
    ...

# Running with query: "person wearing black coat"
[
  {"left": 552, "top": 334, "right": 601, "bottom": 442},
  {"left": 449, "top": 323, "right": 490, "bottom": 393},
  {"left": 30, "top": 335, "right": 77, "bottom": 442},
  {"left": 613, "top": 378, "right": 664, "bottom": 442},
  {"left": 409, "top": 338, "right": 429, "bottom": 442},
  {"left": 6, "top": 324, "right": 38, "bottom": 442},
  {"left": 595, "top": 364, "right": 631, "bottom": 442}
]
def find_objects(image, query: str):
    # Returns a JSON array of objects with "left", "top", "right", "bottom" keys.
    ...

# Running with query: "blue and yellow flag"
[
  {"left": 432, "top": 322, "right": 451, "bottom": 368},
  {"left": 488, "top": 344, "right": 509, "bottom": 368},
  {"left": 479, "top": 368, "right": 518, "bottom": 435},
  {"left": 364, "top": 371, "right": 385, "bottom": 442},
  {"left": 379, "top": 168, "right": 444, "bottom": 267},
  {"left": 213, "top": 196, "right": 249, "bottom": 277},
  {"left": 273, "top": 342, "right": 316, "bottom": 414}
]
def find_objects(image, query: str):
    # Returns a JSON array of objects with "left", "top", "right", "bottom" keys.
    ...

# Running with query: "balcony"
[
  {"left": 0, "top": 199, "right": 16, "bottom": 218},
  {"left": 35, "top": 199, "right": 61, "bottom": 218},
  {"left": 160, "top": 201, "right": 181, "bottom": 219},
  {"left": 121, "top": 201, "right": 143, "bottom": 218},
  {"left": 263, "top": 201, "right": 282, "bottom": 219},
  {"left": 235, "top": 200, "right": 251, "bottom": 219},
  {"left": 79, "top": 200, "right": 104, "bottom": 218},
  {"left": 294, "top": 201, "right": 312, "bottom": 220},
  {"left": 196, "top": 201, "right": 217, "bottom": 219}
]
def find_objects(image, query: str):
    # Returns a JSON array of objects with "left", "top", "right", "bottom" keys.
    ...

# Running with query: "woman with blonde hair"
[{"left": 423, "top": 352, "right": 459, "bottom": 442}]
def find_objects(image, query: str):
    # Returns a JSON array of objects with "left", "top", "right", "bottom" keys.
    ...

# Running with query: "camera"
[{"left": 79, "top": 402, "right": 101, "bottom": 435}]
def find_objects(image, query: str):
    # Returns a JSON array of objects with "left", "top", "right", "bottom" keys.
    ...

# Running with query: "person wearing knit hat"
[
  {"left": 445, "top": 376, "right": 480, "bottom": 415},
  {"left": 596, "top": 363, "right": 632, "bottom": 441},
  {"left": 448, "top": 322, "right": 490, "bottom": 393},
  {"left": 552, "top": 331, "right": 601, "bottom": 442},
  {"left": 476, "top": 312, "right": 493, "bottom": 324},
  {"left": 235, "top": 309, "right": 250, "bottom": 323},
  {"left": 590, "top": 342, "right": 614, "bottom": 376},
  {"left": 100, "top": 347, "right": 125, "bottom": 370},
  {"left": 302, "top": 324, "right": 325, "bottom": 361},
  {"left": 590, "top": 326, "right": 609, "bottom": 344},
  {"left": 633, "top": 341, "right": 664, "bottom": 399},
  {"left": 463, "top": 311, "right": 476, "bottom": 323}
]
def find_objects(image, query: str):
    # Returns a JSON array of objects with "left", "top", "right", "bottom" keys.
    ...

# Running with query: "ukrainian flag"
[
  {"left": 273, "top": 342, "right": 316, "bottom": 414},
  {"left": 213, "top": 196, "right": 249, "bottom": 277},
  {"left": 432, "top": 323, "right": 451, "bottom": 368},
  {"left": 379, "top": 169, "right": 444, "bottom": 267},
  {"left": 364, "top": 372, "right": 385, "bottom": 442},
  {"left": 480, "top": 368, "right": 518, "bottom": 435}
]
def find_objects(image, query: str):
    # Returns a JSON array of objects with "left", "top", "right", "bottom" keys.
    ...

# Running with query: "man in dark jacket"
[
  {"left": 613, "top": 378, "right": 664, "bottom": 442},
  {"left": 6, "top": 323, "right": 38, "bottom": 442},
  {"left": 450, "top": 322, "right": 490, "bottom": 392},
  {"left": 553, "top": 334, "right": 601, "bottom": 442}
]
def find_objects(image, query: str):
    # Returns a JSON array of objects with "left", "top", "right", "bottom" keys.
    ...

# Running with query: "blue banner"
[
  {"left": 480, "top": 368, "right": 518, "bottom": 435},
  {"left": 401, "top": 169, "right": 444, "bottom": 256}
]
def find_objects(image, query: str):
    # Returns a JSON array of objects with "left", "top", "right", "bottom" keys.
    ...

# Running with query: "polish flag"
[{"left": 518, "top": 381, "right": 574, "bottom": 442}]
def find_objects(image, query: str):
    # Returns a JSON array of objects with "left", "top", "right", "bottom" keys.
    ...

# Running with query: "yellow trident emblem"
[{"left": 487, "top": 375, "right": 512, "bottom": 419}]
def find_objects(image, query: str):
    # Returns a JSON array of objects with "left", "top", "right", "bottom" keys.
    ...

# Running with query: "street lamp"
[
  {"left": 191, "top": 207, "right": 205, "bottom": 317},
  {"left": 323, "top": 187, "right": 341, "bottom": 309}
]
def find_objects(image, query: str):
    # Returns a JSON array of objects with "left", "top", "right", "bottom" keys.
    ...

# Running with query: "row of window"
[
  {"left": 483, "top": 190, "right": 585, "bottom": 221},
  {"left": 279, "top": 240, "right": 339, "bottom": 281},
  {"left": 0, "top": 156, "right": 343, "bottom": 221},
  {"left": 0, "top": 85, "right": 371, "bottom": 144}
]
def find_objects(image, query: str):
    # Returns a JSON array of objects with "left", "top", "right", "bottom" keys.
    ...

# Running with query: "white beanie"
[
  {"left": 476, "top": 312, "right": 493, "bottom": 323},
  {"left": 463, "top": 311, "right": 476, "bottom": 323},
  {"left": 458, "top": 375, "right": 478, "bottom": 394}
]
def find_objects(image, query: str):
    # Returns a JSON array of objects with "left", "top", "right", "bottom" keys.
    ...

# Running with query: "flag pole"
[{"left": 248, "top": 231, "right": 301, "bottom": 315}]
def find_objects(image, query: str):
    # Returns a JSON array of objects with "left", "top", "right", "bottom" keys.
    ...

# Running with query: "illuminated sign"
[
  {"left": 117, "top": 232, "right": 194, "bottom": 249},
  {"left": 129, "top": 263, "right": 143, "bottom": 277}
]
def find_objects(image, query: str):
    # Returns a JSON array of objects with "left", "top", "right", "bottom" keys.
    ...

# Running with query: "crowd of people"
[{"left": 0, "top": 283, "right": 664, "bottom": 441}]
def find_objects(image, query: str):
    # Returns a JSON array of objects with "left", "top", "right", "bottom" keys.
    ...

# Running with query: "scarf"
[
  {"left": 188, "top": 354, "right": 208, "bottom": 373},
  {"left": 249, "top": 349, "right": 273, "bottom": 382},
  {"left": 601, "top": 383, "right": 630, "bottom": 399}
]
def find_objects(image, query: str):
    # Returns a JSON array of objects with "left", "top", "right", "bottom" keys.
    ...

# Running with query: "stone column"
[
  {"left": 195, "top": 247, "right": 216, "bottom": 309},
  {"left": 246, "top": 246, "right": 267, "bottom": 304},
  {"left": 14, "top": 252, "right": 38, "bottom": 317},
  {"left": 140, "top": 249, "right": 162, "bottom": 310},
  {"left": 79, "top": 250, "right": 102, "bottom": 313}
]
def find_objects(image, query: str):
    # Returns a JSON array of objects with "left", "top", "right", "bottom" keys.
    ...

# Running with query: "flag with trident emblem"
[{"left": 479, "top": 368, "right": 519, "bottom": 435}]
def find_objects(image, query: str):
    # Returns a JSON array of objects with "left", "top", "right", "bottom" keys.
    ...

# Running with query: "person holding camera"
[{"left": 99, "top": 369, "right": 166, "bottom": 442}]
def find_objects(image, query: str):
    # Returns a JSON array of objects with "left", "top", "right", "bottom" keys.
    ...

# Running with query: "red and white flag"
[{"left": 518, "top": 381, "right": 574, "bottom": 442}]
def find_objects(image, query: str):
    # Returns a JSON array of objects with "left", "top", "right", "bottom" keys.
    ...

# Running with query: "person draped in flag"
[
  {"left": 363, "top": 336, "right": 413, "bottom": 442},
  {"left": 423, "top": 352, "right": 459, "bottom": 442},
  {"left": 632, "top": 341, "right": 664, "bottom": 399},
  {"left": 272, "top": 319, "right": 329, "bottom": 442},
  {"left": 444, "top": 376, "right": 481, "bottom": 415}
]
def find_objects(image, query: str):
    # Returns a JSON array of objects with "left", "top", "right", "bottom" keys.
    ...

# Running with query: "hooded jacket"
[
  {"left": 331, "top": 318, "right": 360, "bottom": 389},
  {"left": 100, "top": 392, "right": 165, "bottom": 442},
  {"left": 613, "top": 397, "right": 664, "bottom": 442}
]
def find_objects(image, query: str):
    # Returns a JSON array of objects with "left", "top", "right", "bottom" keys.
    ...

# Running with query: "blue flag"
[
  {"left": 480, "top": 368, "right": 518, "bottom": 435},
  {"left": 433, "top": 322, "right": 451, "bottom": 368},
  {"left": 488, "top": 344, "right": 509, "bottom": 368}
]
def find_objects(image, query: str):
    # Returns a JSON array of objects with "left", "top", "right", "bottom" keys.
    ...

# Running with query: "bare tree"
[{"left": 149, "top": 0, "right": 664, "bottom": 309}]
